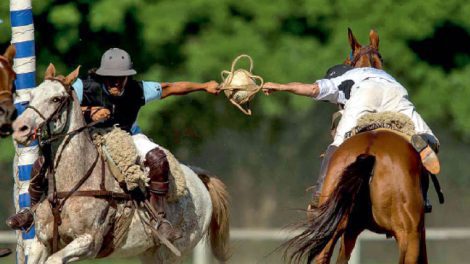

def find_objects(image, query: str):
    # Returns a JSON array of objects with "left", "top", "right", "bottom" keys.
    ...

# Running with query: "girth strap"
[{"left": 53, "top": 190, "right": 131, "bottom": 200}]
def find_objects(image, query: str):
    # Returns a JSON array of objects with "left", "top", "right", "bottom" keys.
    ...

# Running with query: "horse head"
[
  {"left": 0, "top": 45, "right": 18, "bottom": 137},
  {"left": 344, "top": 28, "right": 383, "bottom": 69},
  {"left": 13, "top": 63, "right": 80, "bottom": 146}
]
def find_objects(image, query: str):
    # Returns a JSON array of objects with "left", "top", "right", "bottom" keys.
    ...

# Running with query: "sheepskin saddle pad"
[
  {"left": 346, "top": 111, "right": 416, "bottom": 139},
  {"left": 91, "top": 126, "right": 187, "bottom": 202}
]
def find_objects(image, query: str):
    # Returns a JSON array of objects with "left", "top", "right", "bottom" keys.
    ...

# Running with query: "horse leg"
[
  {"left": 28, "top": 237, "right": 49, "bottom": 264},
  {"left": 44, "top": 234, "right": 97, "bottom": 264},
  {"left": 315, "top": 228, "right": 344, "bottom": 264},
  {"left": 419, "top": 229, "right": 428, "bottom": 264},
  {"left": 396, "top": 231, "right": 423, "bottom": 264},
  {"left": 336, "top": 227, "right": 363, "bottom": 264}
]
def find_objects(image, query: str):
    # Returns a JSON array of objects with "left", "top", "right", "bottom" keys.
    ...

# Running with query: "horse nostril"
[
  {"left": 19, "top": 125, "right": 30, "bottom": 133},
  {"left": 0, "top": 106, "right": 5, "bottom": 116}
]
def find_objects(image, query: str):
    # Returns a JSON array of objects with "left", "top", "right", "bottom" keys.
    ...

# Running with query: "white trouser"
[
  {"left": 132, "top": 133, "right": 160, "bottom": 160},
  {"left": 332, "top": 78, "right": 437, "bottom": 147}
]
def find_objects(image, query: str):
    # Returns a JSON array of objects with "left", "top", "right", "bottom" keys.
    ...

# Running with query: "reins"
[
  {"left": 31, "top": 78, "right": 180, "bottom": 255},
  {"left": 31, "top": 78, "right": 131, "bottom": 253}
]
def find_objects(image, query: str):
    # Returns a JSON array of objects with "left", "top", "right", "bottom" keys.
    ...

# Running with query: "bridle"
[
  {"left": 25, "top": 77, "right": 130, "bottom": 253},
  {"left": 26, "top": 78, "right": 103, "bottom": 146},
  {"left": 349, "top": 46, "right": 383, "bottom": 67}
]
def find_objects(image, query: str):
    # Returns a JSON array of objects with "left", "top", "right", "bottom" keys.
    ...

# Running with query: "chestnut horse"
[
  {"left": 287, "top": 129, "right": 428, "bottom": 264},
  {"left": 285, "top": 30, "right": 429, "bottom": 263},
  {"left": 0, "top": 45, "right": 17, "bottom": 136}
]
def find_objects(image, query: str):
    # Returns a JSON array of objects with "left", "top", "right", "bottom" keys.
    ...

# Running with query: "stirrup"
[{"left": 424, "top": 198, "right": 432, "bottom": 213}]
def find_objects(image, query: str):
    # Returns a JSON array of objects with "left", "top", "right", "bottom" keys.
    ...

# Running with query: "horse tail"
[
  {"left": 285, "top": 154, "right": 375, "bottom": 264},
  {"left": 190, "top": 166, "right": 231, "bottom": 262}
]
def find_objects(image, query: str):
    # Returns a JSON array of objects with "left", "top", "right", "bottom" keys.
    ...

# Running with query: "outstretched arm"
[
  {"left": 161, "top": 81, "right": 219, "bottom": 98},
  {"left": 263, "top": 82, "right": 320, "bottom": 98}
]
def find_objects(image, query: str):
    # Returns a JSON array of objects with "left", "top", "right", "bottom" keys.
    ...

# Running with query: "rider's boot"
[
  {"left": 411, "top": 133, "right": 440, "bottom": 174},
  {"left": 0, "top": 248, "right": 12, "bottom": 258},
  {"left": 145, "top": 148, "right": 182, "bottom": 242},
  {"left": 6, "top": 156, "right": 46, "bottom": 230},
  {"left": 307, "top": 145, "right": 338, "bottom": 215}
]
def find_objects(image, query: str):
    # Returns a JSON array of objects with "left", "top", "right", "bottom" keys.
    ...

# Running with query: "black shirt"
[{"left": 78, "top": 75, "right": 146, "bottom": 132}]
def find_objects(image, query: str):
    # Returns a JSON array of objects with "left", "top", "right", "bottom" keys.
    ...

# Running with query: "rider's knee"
[{"left": 144, "top": 148, "right": 169, "bottom": 181}]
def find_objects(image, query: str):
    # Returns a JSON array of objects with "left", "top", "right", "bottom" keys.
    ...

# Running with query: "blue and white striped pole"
[{"left": 10, "top": 0, "right": 37, "bottom": 263}]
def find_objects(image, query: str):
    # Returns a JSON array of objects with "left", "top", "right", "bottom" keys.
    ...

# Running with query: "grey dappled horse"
[{"left": 12, "top": 64, "right": 230, "bottom": 264}]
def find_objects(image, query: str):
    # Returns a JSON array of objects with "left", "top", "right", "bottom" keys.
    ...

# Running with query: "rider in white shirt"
[
  {"left": 263, "top": 64, "right": 439, "bottom": 211},
  {"left": 317, "top": 66, "right": 437, "bottom": 148}
]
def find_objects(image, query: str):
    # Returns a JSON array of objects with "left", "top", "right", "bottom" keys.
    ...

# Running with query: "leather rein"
[{"left": 29, "top": 78, "right": 131, "bottom": 253}]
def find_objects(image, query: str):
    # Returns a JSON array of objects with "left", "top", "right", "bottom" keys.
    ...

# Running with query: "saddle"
[
  {"left": 91, "top": 126, "right": 187, "bottom": 202},
  {"left": 90, "top": 126, "right": 187, "bottom": 256},
  {"left": 346, "top": 111, "right": 416, "bottom": 139}
]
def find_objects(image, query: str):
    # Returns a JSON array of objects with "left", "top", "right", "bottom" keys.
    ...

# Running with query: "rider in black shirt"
[{"left": 7, "top": 48, "right": 219, "bottom": 243}]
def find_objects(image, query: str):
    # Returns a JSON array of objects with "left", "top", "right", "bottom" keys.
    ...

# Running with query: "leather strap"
[
  {"left": 50, "top": 152, "right": 100, "bottom": 253},
  {"left": 149, "top": 181, "right": 169, "bottom": 195},
  {"left": 430, "top": 174, "right": 445, "bottom": 204},
  {"left": 350, "top": 46, "right": 382, "bottom": 67},
  {"left": 53, "top": 190, "right": 131, "bottom": 200}
]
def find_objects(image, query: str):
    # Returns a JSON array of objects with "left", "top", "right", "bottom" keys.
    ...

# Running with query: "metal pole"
[{"left": 10, "top": 0, "right": 37, "bottom": 263}]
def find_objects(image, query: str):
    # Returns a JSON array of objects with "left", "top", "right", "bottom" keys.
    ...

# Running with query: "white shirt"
[{"left": 315, "top": 67, "right": 407, "bottom": 105}]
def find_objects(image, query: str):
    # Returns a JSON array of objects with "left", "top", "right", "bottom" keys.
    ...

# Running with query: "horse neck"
[
  {"left": 0, "top": 58, "right": 14, "bottom": 93},
  {"left": 0, "top": 68, "right": 10, "bottom": 96},
  {"left": 51, "top": 97, "right": 101, "bottom": 192}
]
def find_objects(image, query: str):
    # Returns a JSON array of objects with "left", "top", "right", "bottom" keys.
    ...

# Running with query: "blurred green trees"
[{"left": 1, "top": 0, "right": 470, "bottom": 151}]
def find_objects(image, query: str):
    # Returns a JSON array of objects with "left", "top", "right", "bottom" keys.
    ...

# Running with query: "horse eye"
[{"left": 51, "top": 97, "right": 62, "bottom": 103}]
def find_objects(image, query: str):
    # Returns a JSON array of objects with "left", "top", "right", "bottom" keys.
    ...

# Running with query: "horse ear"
[
  {"left": 348, "top": 28, "right": 361, "bottom": 51},
  {"left": 369, "top": 29, "right": 380, "bottom": 50},
  {"left": 65, "top": 66, "right": 81, "bottom": 85},
  {"left": 45, "top": 63, "right": 56, "bottom": 79},
  {"left": 4, "top": 45, "right": 16, "bottom": 65}
]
